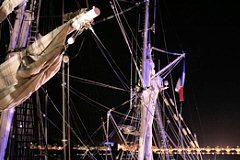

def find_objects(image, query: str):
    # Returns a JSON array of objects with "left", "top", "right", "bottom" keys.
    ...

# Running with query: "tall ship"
[{"left": 0, "top": 0, "right": 203, "bottom": 159}]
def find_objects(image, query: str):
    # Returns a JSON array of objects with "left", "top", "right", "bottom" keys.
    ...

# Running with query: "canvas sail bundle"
[
  {"left": 0, "top": 0, "right": 24, "bottom": 23},
  {"left": 0, "top": 23, "right": 72, "bottom": 110},
  {"left": 0, "top": 9, "right": 95, "bottom": 110},
  {"left": 139, "top": 59, "right": 162, "bottom": 159}
]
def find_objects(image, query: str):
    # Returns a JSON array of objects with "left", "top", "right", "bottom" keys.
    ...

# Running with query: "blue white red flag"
[{"left": 175, "top": 60, "right": 185, "bottom": 102}]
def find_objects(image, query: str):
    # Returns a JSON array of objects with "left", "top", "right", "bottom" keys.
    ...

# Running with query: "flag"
[{"left": 175, "top": 60, "right": 185, "bottom": 102}]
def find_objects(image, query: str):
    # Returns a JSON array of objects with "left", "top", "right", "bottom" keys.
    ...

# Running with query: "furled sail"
[
  {"left": 0, "top": 0, "right": 24, "bottom": 23},
  {"left": 0, "top": 7, "right": 100, "bottom": 110},
  {"left": 139, "top": 59, "right": 162, "bottom": 159}
]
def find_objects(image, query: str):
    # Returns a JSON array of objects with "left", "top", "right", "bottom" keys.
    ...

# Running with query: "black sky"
[{"left": 165, "top": 0, "right": 240, "bottom": 147}]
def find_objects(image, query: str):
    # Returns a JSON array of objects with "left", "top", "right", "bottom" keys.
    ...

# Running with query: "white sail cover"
[
  {"left": 140, "top": 60, "right": 162, "bottom": 159},
  {"left": 0, "top": 0, "right": 24, "bottom": 22},
  {"left": 0, "top": 17, "right": 78, "bottom": 110},
  {"left": 0, "top": 6, "right": 100, "bottom": 110}
]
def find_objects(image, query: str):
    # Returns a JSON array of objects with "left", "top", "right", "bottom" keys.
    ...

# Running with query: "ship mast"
[
  {"left": 0, "top": 1, "right": 27, "bottom": 158},
  {"left": 138, "top": 0, "right": 153, "bottom": 159},
  {"left": 0, "top": 0, "right": 42, "bottom": 159}
]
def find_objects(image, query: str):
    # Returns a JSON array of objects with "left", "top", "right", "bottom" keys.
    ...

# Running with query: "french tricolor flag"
[{"left": 175, "top": 60, "right": 185, "bottom": 102}]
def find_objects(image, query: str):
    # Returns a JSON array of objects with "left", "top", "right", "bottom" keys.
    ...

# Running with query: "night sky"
[
  {"left": 165, "top": 0, "right": 240, "bottom": 147},
  {"left": 1, "top": 0, "right": 240, "bottom": 148}
]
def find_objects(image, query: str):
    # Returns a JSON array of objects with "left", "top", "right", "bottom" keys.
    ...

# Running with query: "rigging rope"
[
  {"left": 90, "top": 28, "right": 130, "bottom": 90},
  {"left": 69, "top": 32, "right": 86, "bottom": 59},
  {"left": 111, "top": 0, "right": 144, "bottom": 85},
  {"left": 113, "top": 0, "right": 144, "bottom": 55},
  {"left": 40, "top": 88, "right": 99, "bottom": 159},
  {"left": 158, "top": 91, "right": 203, "bottom": 160},
  {"left": 69, "top": 97, "right": 95, "bottom": 145},
  {"left": 58, "top": 72, "right": 128, "bottom": 92},
  {"left": 93, "top": 1, "right": 144, "bottom": 25},
  {"left": 68, "top": 85, "right": 138, "bottom": 120},
  {"left": 153, "top": 2, "right": 197, "bottom": 159}
]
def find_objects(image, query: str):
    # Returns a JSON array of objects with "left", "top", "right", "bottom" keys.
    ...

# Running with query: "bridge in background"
[{"left": 31, "top": 144, "right": 240, "bottom": 155}]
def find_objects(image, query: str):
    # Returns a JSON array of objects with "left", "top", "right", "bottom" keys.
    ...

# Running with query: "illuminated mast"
[
  {"left": 138, "top": 0, "right": 154, "bottom": 159},
  {"left": 0, "top": 0, "right": 32, "bottom": 158}
]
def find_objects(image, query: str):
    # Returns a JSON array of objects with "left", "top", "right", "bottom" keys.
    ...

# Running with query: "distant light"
[
  {"left": 216, "top": 148, "right": 221, "bottom": 152},
  {"left": 186, "top": 148, "right": 191, "bottom": 152},
  {"left": 196, "top": 148, "right": 201, "bottom": 152},
  {"left": 206, "top": 148, "right": 211, "bottom": 152},
  {"left": 67, "top": 37, "right": 75, "bottom": 44},
  {"left": 236, "top": 148, "right": 240, "bottom": 152},
  {"left": 177, "top": 148, "right": 182, "bottom": 152},
  {"left": 104, "top": 142, "right": 114, "bottom": 147}
]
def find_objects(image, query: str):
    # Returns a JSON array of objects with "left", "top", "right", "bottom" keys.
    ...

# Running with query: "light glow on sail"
[
  {"left": 80, "top": 6, "right": 100, "bottom": 22},
  {"left": 72, "top": 6, "right": 100, "bottom": 30}
]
